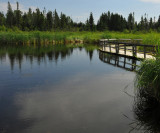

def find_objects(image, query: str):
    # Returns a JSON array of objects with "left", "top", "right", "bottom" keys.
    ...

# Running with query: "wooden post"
[
  {"left": 109, "top": 44, "right": 111, "bottom": 52},
  {"left": 132, "top": 45, "right": 135, "bottom": 56},
  {"left": 116, "top": 44, "right": 119, "bottom": 54},
  {"left": 103, "top": 42, "right": 104, "bottom": 51},
  {"left": 117, "top": 44, "right": 119, "bottom": 54},
  {"left": 132, "top": 45, "right": 137, "bottom": 57},
  {"left": 124, "top": 44, "right": 126, "bottom": 55},
  {"left": 144, "top": 46, "right": 146, "bottom": 59},
  {"left": 131, "top": 59, "right": 136, "bottom": 71},
  {"left": 135, "top": 45, "right": 137, "bottom": 57}
]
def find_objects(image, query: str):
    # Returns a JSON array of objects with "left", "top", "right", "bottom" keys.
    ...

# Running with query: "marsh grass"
[
  {"left": 133, "top": 50, "right": 160, "bottom": 132},
  {"left": 1, "top": 31, "right": 160, "bottom": 45},
  {"left": 135, "top": 58, "right": 160, "bottom": 100}
]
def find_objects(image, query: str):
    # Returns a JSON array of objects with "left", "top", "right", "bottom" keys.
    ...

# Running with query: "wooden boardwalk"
[{"left": 99, "top": 39, "right": 157, "bottom": 59}]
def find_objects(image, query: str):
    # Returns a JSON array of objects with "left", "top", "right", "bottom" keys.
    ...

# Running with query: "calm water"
[{"left": 0, "top": 45, "right": 140, "bottom": 133}]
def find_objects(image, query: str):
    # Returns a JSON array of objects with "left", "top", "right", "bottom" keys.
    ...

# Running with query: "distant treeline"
[{"left": 0, "top": 2, "right": 160, "bottom": 32}]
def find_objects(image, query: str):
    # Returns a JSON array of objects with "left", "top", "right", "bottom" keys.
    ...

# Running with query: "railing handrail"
[
  {"left": 100, "top": 39, "right": 143, "bottom": 41},
  {"left": 100, "top": 40, "right": 156, "bottom": 48}
]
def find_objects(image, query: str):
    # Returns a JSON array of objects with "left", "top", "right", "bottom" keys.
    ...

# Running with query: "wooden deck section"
[{"left": 99, "top": 39, "right": 156, "bottom": 59}]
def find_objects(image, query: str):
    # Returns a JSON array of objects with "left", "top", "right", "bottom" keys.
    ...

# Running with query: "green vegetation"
[
  {"left": 133, "top": 58, "right": 160, "bottom": 132},
  {"left": 1, "top": 31, "right": 160, "bottom": 45},
  {"left": 135, "top": 58, "right": 160, "bottom": 99}
]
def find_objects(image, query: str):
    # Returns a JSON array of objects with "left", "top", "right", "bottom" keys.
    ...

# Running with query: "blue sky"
[{"left": 1, "top": 0, "right": 160, "bottom": 23}]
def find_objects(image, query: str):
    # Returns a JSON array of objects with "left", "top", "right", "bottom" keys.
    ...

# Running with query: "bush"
[{"left": 0, "top": 25, "right": 6, "bottom": 31}]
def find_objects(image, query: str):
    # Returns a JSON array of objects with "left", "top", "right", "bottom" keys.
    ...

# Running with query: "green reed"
[{"left": 1, "top": 31, "right": 160, "bottom": 45}]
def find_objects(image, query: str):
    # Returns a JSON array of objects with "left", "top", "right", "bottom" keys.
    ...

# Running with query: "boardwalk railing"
[{"left": 99, "top": 39, "right": 157, "bottom": 59}]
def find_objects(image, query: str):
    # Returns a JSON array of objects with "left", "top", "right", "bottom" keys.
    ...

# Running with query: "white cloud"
[
  {"left": 140, "top": 0, "right": 160, "bottom": 3},
  {"left": 0, "top": 2, "right": 36, "bottom": 14}
]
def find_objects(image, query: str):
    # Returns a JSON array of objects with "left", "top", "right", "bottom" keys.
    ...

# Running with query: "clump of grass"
[{"left": 135, "top": 58, "right": 160, "bottom": 99}]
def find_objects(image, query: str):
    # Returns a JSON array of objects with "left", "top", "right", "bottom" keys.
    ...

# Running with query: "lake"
[{"left": 0, "top": 44, "right": 140, "bottom": 133}]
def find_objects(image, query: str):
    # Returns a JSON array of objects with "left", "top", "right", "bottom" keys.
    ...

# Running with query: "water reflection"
[
  {"left": 0, "top": 44, "right": 136, "bottom": 133},
  {"left": 0, "top": 44, "right": 97, "bottom": 70},
  {"left": 12, "top": 71, "right": 135, "bottom": 133},
  {"left": 99, "top": 51, "right": 140, "bottom": 71}
]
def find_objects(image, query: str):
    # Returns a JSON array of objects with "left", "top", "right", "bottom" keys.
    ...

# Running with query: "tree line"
[{"left": 0, "top": 2, "right": 160, "bottom": 32}]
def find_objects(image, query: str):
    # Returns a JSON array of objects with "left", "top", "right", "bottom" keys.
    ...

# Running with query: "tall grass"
[
  {"left": 1, "top": 31, "right": 160, "bottom": 45},
  {"left": 135, "top": 58, "right": 160, "bottom": 100}
]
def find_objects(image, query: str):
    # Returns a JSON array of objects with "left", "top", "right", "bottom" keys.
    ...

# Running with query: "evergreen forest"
[{"left": 1, "top": 2, "right": 160, "bottom": 32}]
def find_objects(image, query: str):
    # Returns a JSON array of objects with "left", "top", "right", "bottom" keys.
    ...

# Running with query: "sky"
[{"left": 0, "top": 0, "right": 160, "bottom": 23}]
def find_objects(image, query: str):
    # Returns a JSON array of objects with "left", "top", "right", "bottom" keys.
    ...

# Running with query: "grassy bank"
[{"left": 1, "top": 31, "right": 160, "bottom": 45}]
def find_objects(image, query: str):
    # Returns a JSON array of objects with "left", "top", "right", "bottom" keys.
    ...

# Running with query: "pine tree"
[
  {"left": 149, "top": 17, "right": 153, "bottom": 30},
  {"left": 46, "top": 11, "right": 53, "bottom": 30},
  {"left": 127, "top": 13, "right": 135, "bottom": 32},
  {"left": 22, "top": 13, "right": 28, "bottom": 30},
  {"left": 14, "top": 2, "right": 22, "bottom": 28},
  {"left": 89, "top": 12, "right": 95, "bottom": 31},
  {"left": 0, "top": 12, "right": 5, "bottom": 26},
  {"left": 53, "top": 9, "right": 60, "bottom": 30},
  {"left": 140, "top": 16, "right": 144, "bottom": 30},
  {"left": 85, "top": 18, "right": 90, "bottom": 31},
  {"left": 157, "top": 15, "right": 160, "bottom": 29},
  {"left": 97, "top": 13, "right": 108, "bottom": 31},
  {"left": 27, "top": 8, "right": 33, "bottom": 30},
  {"left": 6, "top": 2, "right": 14, "bottom": 27},
  {"left": 144, "top": 13, "right": 148, "bottom": 30},
  {"left": 39, "top": 12, "right": 45, "bottom": 30},
  {"left": 60, "top": 13, "right": 67, "bottom": 30}
]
